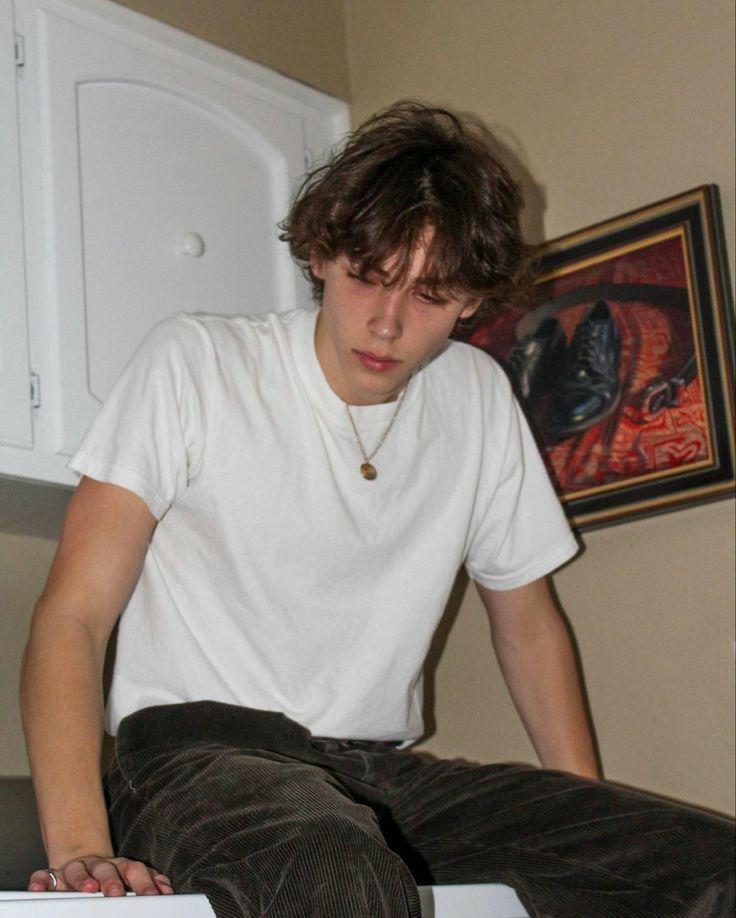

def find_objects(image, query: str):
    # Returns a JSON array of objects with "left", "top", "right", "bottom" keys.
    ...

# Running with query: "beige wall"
[
  {"left": 0, "top": 535, "right": 57, "bottom": 774},
  {"left": 0, "top": 479, "right": 71, "bottom": 774},
  {"left": 345, "top": 0, "right": 735, "bottom": 815},
  {"left": 110, "top": 0, "right": 351, "bottom": 99}
]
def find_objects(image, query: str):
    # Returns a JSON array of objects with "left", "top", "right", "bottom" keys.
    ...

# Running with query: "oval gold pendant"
[{"left": 360, "top": 462, "right": 377, "bottom": 481}]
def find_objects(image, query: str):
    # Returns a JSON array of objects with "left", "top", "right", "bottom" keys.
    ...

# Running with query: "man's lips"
[{"left": 353, "top": 349, "right": 401, "bottom": 372}]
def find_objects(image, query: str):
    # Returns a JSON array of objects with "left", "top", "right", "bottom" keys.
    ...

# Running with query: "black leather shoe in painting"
[
  {"left": 546, "top": 300, "right": 622, "bottom": 438},
  {"left": 507, "top": 317, "right": 567, "bottom": 402}
]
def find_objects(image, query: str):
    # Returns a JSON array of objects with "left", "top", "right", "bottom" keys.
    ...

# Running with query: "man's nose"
[{"left": 368, "top": 289, "right": 404, "bottom": 341}]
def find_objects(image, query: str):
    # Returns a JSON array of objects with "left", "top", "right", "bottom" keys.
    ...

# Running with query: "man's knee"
[{"left": 186, "top": 811, "right": 419, "bottom": 918}]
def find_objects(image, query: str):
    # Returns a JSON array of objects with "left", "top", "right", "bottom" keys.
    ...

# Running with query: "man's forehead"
[{"left": 351, "top": 242, "right": 442, "bottom": 286}]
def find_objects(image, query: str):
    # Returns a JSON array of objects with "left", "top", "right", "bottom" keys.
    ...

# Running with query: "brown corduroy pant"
[{"left": 105, "top": 701, "right": 735, "bottom": 918}]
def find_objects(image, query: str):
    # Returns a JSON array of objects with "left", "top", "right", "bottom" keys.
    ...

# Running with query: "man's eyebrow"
[
  {"left": 413, "top": 276, "right": 450, "bottom": 290},
  {"left": 347, "top": 263, "right": 389, "bottom": 278},
  {"left": 349, "top": 261, "right": 451, "bottom": 291}
]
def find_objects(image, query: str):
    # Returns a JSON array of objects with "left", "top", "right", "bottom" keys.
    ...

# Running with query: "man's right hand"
[{"left": 28, "top": 855, "right": 173, "bottom": 896}]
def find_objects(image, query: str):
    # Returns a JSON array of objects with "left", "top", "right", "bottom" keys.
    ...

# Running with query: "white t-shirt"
[{"left": 70, "top": 308, "right": 577, "bottom": 742}]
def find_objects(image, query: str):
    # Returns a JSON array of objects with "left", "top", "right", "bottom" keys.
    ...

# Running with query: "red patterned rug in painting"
[{"left": 461, "top": 234, "right": 707, "bottom": 496}]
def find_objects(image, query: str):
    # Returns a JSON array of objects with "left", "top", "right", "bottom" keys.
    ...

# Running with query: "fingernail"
[
  {"left": 109, "top": 885, "right": 123, "bottom": 896},
  {"left": 143, "top": 886, "right": 158, "bottom": 895},
  {"left": 29, "top": 883, "right": 43, "bottom": 891}
]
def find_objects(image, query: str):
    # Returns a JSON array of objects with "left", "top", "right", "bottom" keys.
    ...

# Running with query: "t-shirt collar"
[{"left": 290, "top": 307, "right": 422, "bottom": 430}]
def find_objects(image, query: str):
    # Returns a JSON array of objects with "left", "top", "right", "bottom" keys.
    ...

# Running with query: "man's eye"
[
  {"left": 346, "top": 270, "right": 374, "bottom": 284},
  {"left": 417, "top": 290, "right": 448, "bottom": 306}
]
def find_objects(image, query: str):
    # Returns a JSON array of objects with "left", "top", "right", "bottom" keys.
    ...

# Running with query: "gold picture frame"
[{"left": 461, "top": 186, "right": 735, "bottom": 530}]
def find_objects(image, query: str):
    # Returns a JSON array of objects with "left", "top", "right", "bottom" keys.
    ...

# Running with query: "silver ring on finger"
[{"left": 45, "top": 868, "right": 59, "bottom": 891}]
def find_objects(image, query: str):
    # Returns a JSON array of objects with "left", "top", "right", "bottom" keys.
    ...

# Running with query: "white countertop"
[{"left": 0, "top": 884, "right": 528, "bottom": 917}]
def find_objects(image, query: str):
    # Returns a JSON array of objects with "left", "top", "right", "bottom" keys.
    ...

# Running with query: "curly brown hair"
[{"left": 280, "top": 100, "right": 531, "bottom": 319}]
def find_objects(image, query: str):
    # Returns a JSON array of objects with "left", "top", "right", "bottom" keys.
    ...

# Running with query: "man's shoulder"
[
  {"left": 143, "top": 308, "right": 309, "bottom": 357},
  {"left": 422, "top": 339, "right": 520, "bottom": 437},
  {"left": 432, "top": 337, "right": 512, "bottom": 390},
  {"left": 172, "top": 307, "right": 306, "bottom": 337}
]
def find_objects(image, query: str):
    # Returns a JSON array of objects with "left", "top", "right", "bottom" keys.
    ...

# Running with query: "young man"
[{"left": 21, "top": 102, "right": 733, "bottom": 917}]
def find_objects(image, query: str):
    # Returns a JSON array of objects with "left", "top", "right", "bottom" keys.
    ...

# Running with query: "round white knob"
[{"left": 175, "top": 233, "right": 205, "bottom": 257}]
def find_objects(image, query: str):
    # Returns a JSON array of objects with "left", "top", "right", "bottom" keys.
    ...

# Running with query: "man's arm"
[
  {"left": 20, "top": 476, "right": 173, "bottom": 896},
  {"left": 476, "top": 576, "right": 600, "bottom": 780}
]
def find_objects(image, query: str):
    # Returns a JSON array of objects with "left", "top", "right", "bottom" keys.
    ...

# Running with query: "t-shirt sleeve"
[
  {"left": 68, "top": 314, "right": 209, "bottom": 519},
  {"left": 464, "top": 365, "right": 578, "bottom": 591}
]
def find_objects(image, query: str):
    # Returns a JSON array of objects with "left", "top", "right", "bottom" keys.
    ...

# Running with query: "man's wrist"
[{"left": 46, "top": 842, "right": 115, "bottom": 868}]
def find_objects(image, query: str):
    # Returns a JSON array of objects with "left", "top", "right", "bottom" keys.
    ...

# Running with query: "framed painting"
[{"left": 459, "top": 185, "right": 735, "bottom": 530}]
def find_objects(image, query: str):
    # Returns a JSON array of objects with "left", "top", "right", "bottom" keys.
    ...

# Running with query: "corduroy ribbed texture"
[{"left": 105, "top": 702, "right": 735, "bottom": 917}]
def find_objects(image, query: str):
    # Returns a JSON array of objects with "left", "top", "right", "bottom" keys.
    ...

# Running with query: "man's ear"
[
  {"left": 309, "top": 254, "right": 325, "bottom": 281},
  {"left": 459, "top": 299, "right": 481, "bottom": 320}
]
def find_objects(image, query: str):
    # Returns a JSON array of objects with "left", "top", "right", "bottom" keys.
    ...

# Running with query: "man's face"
[{"left": 312, "top": 243, "right": 479, "bottom": 406}]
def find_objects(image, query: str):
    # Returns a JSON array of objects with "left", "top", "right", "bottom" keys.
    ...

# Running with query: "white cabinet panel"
[
  {"left": 2, "top": 0, "right": 348, "bottom": 484},
  {"left": 25, "top": 2, "right": 309, "bottom": 455},
  {"left": 0, "top": 2, "right": 33, "bottom": 449},
  {"left": 79, "top": 80, "right": 296, "bottom": 403}
]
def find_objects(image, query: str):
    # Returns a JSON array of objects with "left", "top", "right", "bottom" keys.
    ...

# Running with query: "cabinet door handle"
[{"left": 175, "top": 232, "right": 206, "bottom": 257}]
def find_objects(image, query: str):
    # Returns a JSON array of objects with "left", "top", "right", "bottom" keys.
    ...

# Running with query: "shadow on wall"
[
  {"left": 420, "top": 571, "right": 467, "bottom": 743},
  {"left": 0, "top": 778, "right": 45, "bottom": 890},
  {"left": 488, "top": 124, "right": 548, "bottom": 246},
  {"left": 0, "top": 478, "right": 72, "bottom": 540},
  {"left": 420, "top": 562, "right": 602, "bottom": 775},
  {"left": 453, "top": 111, "right": 548, "bottom": 246}
]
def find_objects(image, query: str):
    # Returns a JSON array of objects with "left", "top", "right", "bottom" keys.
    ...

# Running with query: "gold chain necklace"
[{"left": 344, "top": 384, "right": 408, "bottom": 480}]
